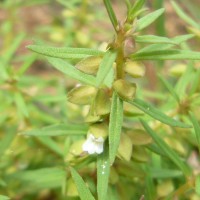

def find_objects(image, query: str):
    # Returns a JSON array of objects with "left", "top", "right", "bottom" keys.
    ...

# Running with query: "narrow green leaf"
[
  {"left": 27, "top": 45, "right": 104, "bottom": 59},
  {"left": 70, "top": 167, "right": 95, "bottom": 200},
  {"left": 14, "top": 92, "right": 29, "bottom": 118},
  {"left": 135, "top": 35, "right": 177, "bottom": 45},
  {"left": 195, "top": 175, "right": 200, "bottom": 196},
  {"left": 109, "top": 92, "right": 124, "bottom": 165},
  {"left": 140, "top": 119, "right": 192, "bottom": 176},
  {"left": 150, "top": 168, "right": 183, "bottom": 179},
  {"left": 24, "top": 124, "right": 88, "bottom": 136},
  {"left": 9, "top": 168, "right": 65, "bottom": 190},
  {"left": 190, "top": 113, "right": 200, "bottom": 153},
  {"left": 103, "top": 0, "right": 118, "bottom": 31},
  {"left": 96, "top": 51, "right": 117, "bottom": 87},
  {"left": 136, "top": 8, "right": 165, "bottom": 31},
  {"left": 0, "top": 195, "right": 10, "bottom": 200},
  {"left": 3, "top": 32, "right": 25, "bottom": 66},
  {"left": 97, "top": 145, "right": 110, "bottom": 200},
  {"left": 145, "top": 174, "right": 156, "bottom": 200},
  {"left": 158, "top": 74, "right": 180, "bottom": 102},
  {"left": 126, "top": 98, "right": 191, "bottom": 128},
  {"left": 132, "top": 49, "right": 200, "bottom": 61},
  {"left": 138, "top": 34, "right": 194, "bottom": 53},
  {"left": 46, "top": 57, "right": 96, "bottom": 86},
  {"left": 171, "top": 1, "right": 200, "bottom": 29},
  {"left": 129, "top": 0, "right": 145, "bottom": 17},
  {"left": 0, "top": 132, "right": 15, "bottom": 157},
  {"left": 37, "top": 136, "right": 63, "bottom": 156}
]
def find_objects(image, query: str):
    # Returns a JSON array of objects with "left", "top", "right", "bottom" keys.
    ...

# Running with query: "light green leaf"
[
  {"left": 140, "top": 119, "right": 192, "bottom": 176},
  {"left": 24, "top": 124, "right": 88, "bottom": 136},
  {"left": 132, "top": 49, "right": 200, "bottom": 60},
  {"left": 14, "top": 92, "right": 29, "bottom": 118},
  {"left": 158, "top": 74, "right": 180, "bottom": 102},
  {"left": 171, "top": 1, "right": 200, "bottom": 29},
  {"left": 138, "top": 34, "right": 194, "bottom": 53},
  {"left": 129, "top": 0, "right": 146, "bottom": 17},
  {"left": 190, "top": 113, "right": 200, "bottom": 153},
  {"left": 136, "top": 8, "right": 165, "bottom": 31},
  {"left": 103, "top": 0, "right": 118, "bottom": 31},
  {"left": 37, "top": 136, "right": 63, "bottom": 156},
  {"left": 195, "top": 175, "right": 200, "bottom": 196},
  {"left": 0, "top": 195, "right": 10, "bottom": 200},
  {"left": 97, "top": 145, "right": 110, "bottom": 200},
  {"left": 126, "top": 98, "right": 191, "bottom": 128},
  {"left": 70, "top": 167, "right": 95, "bottom": 200},
  {"left": 135, "top": 35, "right": 178, "bottom": 45},
  {"left": 109, "top": 92, "right": 124, "bottom": 165},
  {"left": 96, "top": 51, "right": 117, "bottom": 87},
  {"left": 3, "top": 32, "right": 25, "bottom": 66},
  {"left": 46, "top": 57, "right": 96, "bottom": 86},
  {"left": 9, "top": 168, "right": 65, "bottom": 190},
  {"left": 27, "top": 45, "right": 104, "bottom": 59},
  {"left": 150, "top": 168, "right": 183, "bottom": 179}
]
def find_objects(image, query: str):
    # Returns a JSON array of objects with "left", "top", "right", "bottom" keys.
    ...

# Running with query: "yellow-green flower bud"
[
  {"left": 124, "top": 61, "right": 145, "bottom": 78},
  {"left": 94, "top": 88, "right": 111, "bottom": 116},
  {"left": 118, "top": 133, "right": 132, "bottom": 161},
  {"left": 89, "top": 122, "right": 108, "bottom": 139},
  {"left": 67, "top": 85, "right": 97, "bottom": 105},
  {"left": 113, "top": 79, "right": 136, "bottom": 100},
  {"left": 169, "top": 63, "right": 186, "bottom": 77},
  {"left": 124, "top": 102, "right": 144, "bottom": 117},
  {"left": 76, "top": 56, "right": 102, "bottom": 75}
]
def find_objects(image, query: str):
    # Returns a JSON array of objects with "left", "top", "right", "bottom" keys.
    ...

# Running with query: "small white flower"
[{"left": 82, "top": 134, "right": 104, "bottom": 154}]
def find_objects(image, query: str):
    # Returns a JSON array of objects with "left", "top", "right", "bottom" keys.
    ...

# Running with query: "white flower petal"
[{"left": 94, "top": 142, "right": 104, "bottom": 154}]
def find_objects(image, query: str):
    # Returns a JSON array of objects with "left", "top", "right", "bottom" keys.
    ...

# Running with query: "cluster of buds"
[{"left": 67, "top": 26, "right": 146, "bottom": 155}]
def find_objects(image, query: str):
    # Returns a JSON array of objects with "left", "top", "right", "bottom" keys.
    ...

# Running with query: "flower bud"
[
  {"left": 94, "top": 88, "right": 111, "bottom": 116},
  {"left": 67, "top": 85, "right": 97, "bottom": 105},
  {"left": 76, "top": 56, "right": 102, "bottom": 75},
  {"left": 124, "top": 60, "right": 145, "bottom": 78},
  {"left": 169, "top": 63, "right": 186, "bottom": 77},
  {"left": 124, "top": 102, "right": 144, "bottom": 117},
  {"left": 113, "top": 79, "right": 136, "bottom": 100},
  {"left": 89, "top": 122, "right": 108, "bottom": 139},
  {"left": 118, "top": 133, "right": 132, "bottom": 161},
  {"left": 85, "top": 102, "right": 101, "bottom": 123}
]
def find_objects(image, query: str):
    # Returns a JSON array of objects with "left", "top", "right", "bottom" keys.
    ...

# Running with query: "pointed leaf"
[
  {"left": 132, "top": 49, "right": 200, "bottom": 61},
  {"left": 46, "top": 57, "right": 96, "bottom": 86},
  {"left": 24, "top": 124, "right": 88, "bottom": 136},
  {"left": 135, "top": 35, "right": 178, "bottom": 45},
  {"left": 140, "top": 119, "right": 192, "bottom": 176},
  {"left": 70, "top": 167, "right": 95, "bottom": 200},
  {"left": 129, "top": 0, "right": 146, "bottom": 17},
  {"left": 103, "top": 0, "right": 118, "bottom": 31},
  {"left": 195, "top": 175, "right": 200, "bottom": 196},
  {"left": 136, "top": 8, "right": 165, "bottom": 31},
  {"left": 126, "top": 98, "right": 191, "bottom": 128},
  {"left": 109, "top": 92, "right": 124, "bottom": 165},
  {"left": 171, "top": 1, "right": 200, "bottom": 29},
  {"left": 27, "top": 45, "right": 104, "bottom": 59},
  {"left": 158, "top": 74, "right": 180, "bottom": 102},
  {"left": 97, "top": 145, "right": 110, "bottom": 200},
  {"left": 96, "top": 51, "right": 117, "bottom": 87}
]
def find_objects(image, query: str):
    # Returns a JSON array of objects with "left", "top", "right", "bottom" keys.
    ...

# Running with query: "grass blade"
[
  {"left": 126, "top": 98, "right": 190, "bottom": 128},
  {"left": 103, "top": 0, "right": 118, "bottom": 31},
  {"left": 140, "top": 119, "right": 192, "bottom": 176},
  {"left": 109, "top": 92, "right": 124, "bottom": 165},
  {"left": 190, "top": 112, "right": 200, "bottom": 153},
  {"left": 97, "top": 145, "right": 110, "bottom": 200},
  {"left": 70, "top": 167, "right": 95, "bottom": 200}
]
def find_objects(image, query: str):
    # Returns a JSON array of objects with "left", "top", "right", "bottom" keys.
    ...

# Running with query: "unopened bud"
[
  {"left": 67, "top": 85, "right": 97, "bottom": 105},
  {"left": 94, "top": 88, "right": 111, "bottom": 116},
  {"left": 124, "top": 61, "right": 145, "bottom": 78},
  {"left": 113, "top": 79, "right": 136, "bottom": 100},
  {"left": 169, "top": 63, "right": 186, "bottom": 77},
  {"left": 76, "top": 56, "right": 102, "bottom": 75},
  {"left": 89, "top": 122, "right": 108, "bottom": 139}
]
